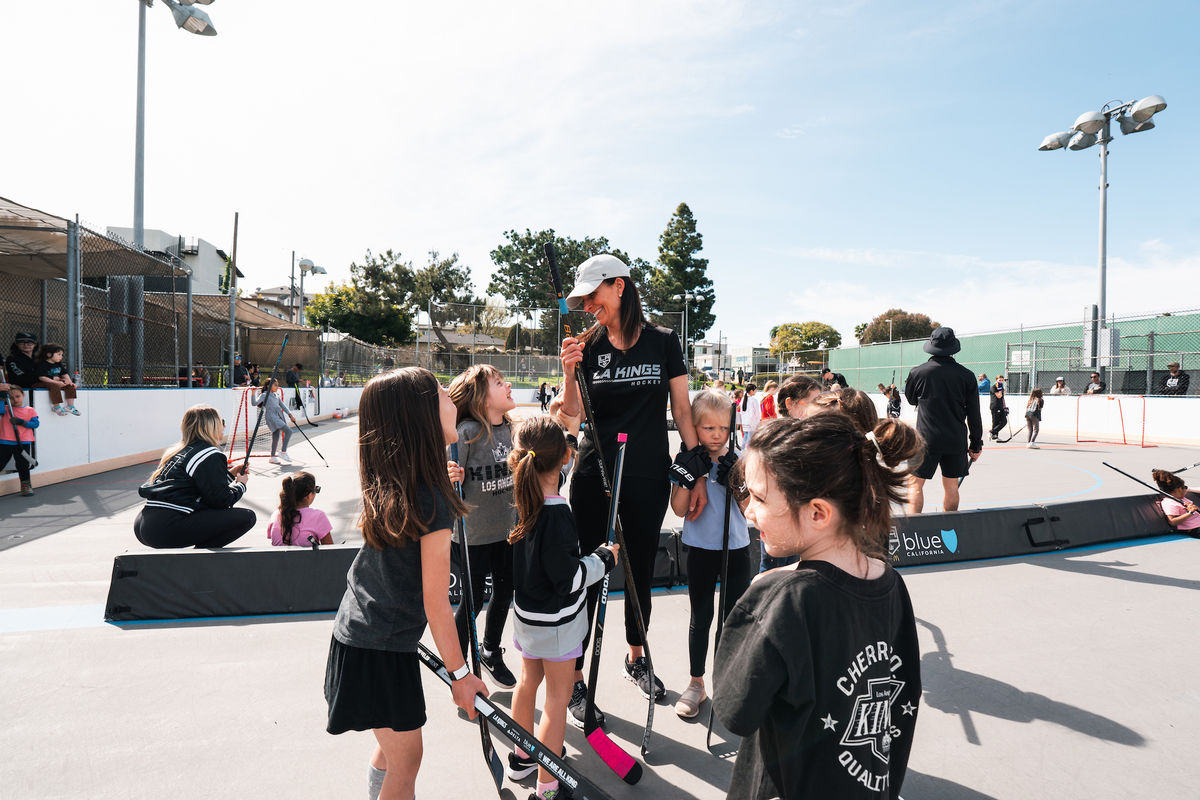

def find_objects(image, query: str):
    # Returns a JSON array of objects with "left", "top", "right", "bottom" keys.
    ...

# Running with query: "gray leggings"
[
  {"left": 271, "top": 426, "right": 292, "bottom": 455},
  {"left": 1027, "top": 417, "right": 1040, "bottom": 443}
]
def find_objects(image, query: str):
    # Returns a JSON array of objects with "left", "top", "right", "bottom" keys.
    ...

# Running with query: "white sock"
[{"left": 367, "top": 765, "right": 386, "bottom": 800}]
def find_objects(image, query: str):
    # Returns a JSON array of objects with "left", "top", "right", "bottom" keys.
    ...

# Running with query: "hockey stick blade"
[
  {"left": 417, "top": 645, "right": 613, "bottom": 800},
  {"left": 996, "top": 424, "right": 1027, "bottom": 444},
  {"left": 583, "top": 436, "right": 642, "bottom": 784}
]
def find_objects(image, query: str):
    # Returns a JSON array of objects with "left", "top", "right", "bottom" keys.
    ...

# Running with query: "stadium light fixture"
[
  {"left": 1039, "top": 95, "right": 1167, "bottom": 380},
  {"left": 297, "top": 258, "right": 326, "bottom": 326},
  {"left": 162, "top": 0, "right": 218, "bottom": 35}
]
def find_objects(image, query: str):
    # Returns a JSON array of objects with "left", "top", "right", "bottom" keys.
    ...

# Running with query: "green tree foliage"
[
  {"left": 488, "top": 229, "right": 647, "bottom": 311},
  {"left": 769, "top": 321, "right": 842, "bottom": 357},
  {"left": 644, "top": 203, "right": 715, "bottom": 344},
  {"left": 859, "top": 308, "right": 939, "bottom": 344},
  {"left": 306, "top": 282, "right": 413, "bottom": 346},
  {"left": 854, "top": 322, "right": 869, "bottom": 341},
  {"left": 412, "top": 251, "right": 477, "bottom": 348}
]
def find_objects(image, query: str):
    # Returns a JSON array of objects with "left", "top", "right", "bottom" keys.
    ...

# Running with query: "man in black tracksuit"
[{"left": 904, "top": 327, "right": 983, "bottom": 514}]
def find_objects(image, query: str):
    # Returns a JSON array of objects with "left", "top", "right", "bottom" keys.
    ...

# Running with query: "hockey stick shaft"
[
  {"left": 289, "top": 417, "right": 329, "bottom": 467},
  {"left": 449, "top": 443, "right": 504, "bottom": 792},
  {"left": 1173, "top": 460, "right": 1200, "bottom": 474},
  {"left": 1102, "top": 461, "right": 1200, "bottom": 517},
  {"left": 241, "top": 334, "right": 289, "bottom": 474},
  {"left": 545, "top": 242, "right": 657, "bottom": 754},
  {"left": 584, "top": 436, "right": 642, "bottom": 783},
  {"left": 417, "top": 644, "right": 613, "bottom": 800},
  {"left": 706, "top": 402, "right": 738, "bottom": 751},
  {"left": 1, "top": 368, "right": 36, "bottom": 470}
]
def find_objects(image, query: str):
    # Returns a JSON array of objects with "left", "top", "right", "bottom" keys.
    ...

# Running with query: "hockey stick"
[
  {"left": 545, "top": 242, "right": 658, "bottom": 755},
  {"left": 289, "top": 416, "right": 330, "bottom": 468},
  {"left": 294, "top": 384, "right": 319, "bottom": 427},
  {"left": 583, "top": 434, "right": 643, "bottom": 783},
  {"left": 1173, "top": 460, "right": 1200, "bottom": 474},
  {"left": 957, "top": 459, "right": 972, "bottom": 488},
  {"left": 240, "top": 335, "right": 288, "bottom": 474},
  {"left": 996, "top": 423, "right": 1027, "bottom": 444},
  {"left": 1, "top": 368, "right": 37, "bottom": 470},
  {"left": 449, "top": 443, "right": 505, "bottom": 793},
  {"left": 706, "top": 402, "right": 738, "bottom": 755},
  {"left": 417, "top": 644, "right": 614, "bottom": 800},
  {"left": 1102, "top": 462, "right": 1200, "bottom": 518}
]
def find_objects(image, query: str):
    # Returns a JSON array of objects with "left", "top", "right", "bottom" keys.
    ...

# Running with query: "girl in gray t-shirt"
[{"left": 447, "top": 364, "right": 520, "bottom": 689}]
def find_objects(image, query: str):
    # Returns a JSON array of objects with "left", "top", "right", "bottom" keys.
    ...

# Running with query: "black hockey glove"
[
  {"left": 715, "top": 449, "right": 738, "bottom": 487},
  {"left": 669, "top": 444, "right": 711, "bottom": 490},
  {"left": 592, "top": 545, "right": 617, "bottom": 574}
]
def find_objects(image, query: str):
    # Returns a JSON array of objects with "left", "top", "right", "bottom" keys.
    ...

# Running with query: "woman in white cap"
[
  {"left": 559, "top": 253, "right": 707, "bottom": 721},
  {"left": 1049, "top": 377, "right": 1070, "bottom": 395}
]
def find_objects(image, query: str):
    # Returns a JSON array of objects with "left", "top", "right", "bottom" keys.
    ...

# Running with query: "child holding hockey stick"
[
  {"left": 324, "top": 368, "right": 486, "bottom": 800},
  {"left": 672, "top": 390, "right": 750, "bottom": 719},
  {"left": 447, "top": 364, "right": 520, "bottom": 689},
  {"left": 714, "top": 413, "right": 925, "bottom": 799},
  {"left": 267, "top": 471, "right": 333, "bottom": 546},
  {"left": 507, "top": 416, "right": 619, "bottom": 800},
  {"left": 1151, "top": 470, "right": 1200, "bottom": 532},
  {"left": 0, "top": 387, "right": 39, "bottom": 496},
  {"left": 253, "top": 378, "right": 298, "bottom": 465}
]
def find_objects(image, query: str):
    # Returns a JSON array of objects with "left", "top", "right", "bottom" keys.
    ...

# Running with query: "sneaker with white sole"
[
  {"left": 269, "top": 456, "right": 283, "bottom": 464},
  {"left": 1026, "top": 443, "right": 1039, "bottom": 449},
  {"left": 675, "top": 680, "right": 706, "bottom": 718},
  {"left": 567, "top": 680, "right": 605, "bottom": 730},
  {"left": 279, "top": 452, "right": 292, "bottom": 462},
  {"left": 479, "top": 647, "right": 517, "bottom": 689},
  {"left": 507, "top": 752, "right": 537, "bottom": 781},
  {"left": 623, "top": 655, "right": 665, "bottom": 701}
]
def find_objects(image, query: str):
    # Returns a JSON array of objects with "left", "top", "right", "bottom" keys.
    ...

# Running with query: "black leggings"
[
  {"left": 571, "top": 471, "right": 670, "bottom": 669},
  {"left": 686, "top": 545, "right": 751, "bottom": 678},
  {"left": 134, "top": 506, "right": 256, "bottom": 549},
  {"left": 454, "top": 538, "right": 515, "bottom": 655},
  {"left": 0, "top": 443, "right": 33, "bottom": 483},
  {"left": 989, "top": 408, "right": 1008, "bottom": 438}
]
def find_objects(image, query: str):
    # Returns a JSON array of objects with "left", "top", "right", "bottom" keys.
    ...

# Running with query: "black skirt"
[{"left": 325, "top": 636, "right": 427, "bottom": 734}]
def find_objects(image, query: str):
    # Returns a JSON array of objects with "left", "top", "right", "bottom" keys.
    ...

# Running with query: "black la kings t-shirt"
[
  {"left": 576, "top": 323, "right": 686, "bottom": 480},
  {"left": 714, "top": 562, "right": 921, "bottom": 800}
]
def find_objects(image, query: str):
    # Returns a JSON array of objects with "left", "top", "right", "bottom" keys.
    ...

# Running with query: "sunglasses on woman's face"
[{"left": 314, "top": 486, "right": 322, "bottom": 494}]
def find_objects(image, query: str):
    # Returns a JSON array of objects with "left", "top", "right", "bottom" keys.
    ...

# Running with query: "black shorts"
[
  {"left": 914, "top": 449, "right": 969, "bottom": 480},
  {"left": 325, "top": 637, "right": 426, "bottom": 734}
]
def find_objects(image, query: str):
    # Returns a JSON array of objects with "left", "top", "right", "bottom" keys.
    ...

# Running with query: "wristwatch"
[{"left": 449, "top": 663, "right": 471, "bottom": 681}]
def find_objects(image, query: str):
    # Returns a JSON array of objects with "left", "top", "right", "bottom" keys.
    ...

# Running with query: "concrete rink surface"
[{"left": 1, "top": 416, "right": 1198, "bottom": 799}]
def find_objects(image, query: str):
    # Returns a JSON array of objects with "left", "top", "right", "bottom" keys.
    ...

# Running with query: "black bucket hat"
[{"left": 924, "top": 326, "right": 962, "bottom": 356}]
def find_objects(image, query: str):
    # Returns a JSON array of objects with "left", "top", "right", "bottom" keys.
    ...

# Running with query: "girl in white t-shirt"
[{"left": 267, "top": 471, "right": 333, "bottom": 546}]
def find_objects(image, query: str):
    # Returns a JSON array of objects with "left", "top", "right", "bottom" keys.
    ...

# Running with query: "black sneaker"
[
  {"left": 623, "top": 655, "right": 665, "bottom": 701},
  {"left": 508, "top": 746, "right": 567, "bottom": 781},
  {"left": 567, "top": 680, "right": 605, "bottom": 730},
  {"left": 508, "top": 751, "right": 537, "bottom": 781},
  {"left": 480, "top": 647, "right": 518, "bottom": 689}
]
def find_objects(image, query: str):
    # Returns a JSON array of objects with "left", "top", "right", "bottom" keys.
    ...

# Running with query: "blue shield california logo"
[{"left": 940, "top": 529, "right": 958, "bottom": 553}]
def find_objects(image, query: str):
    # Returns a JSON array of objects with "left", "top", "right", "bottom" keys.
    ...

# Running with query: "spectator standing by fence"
[
  {"left": 1085, "top": 372, "right": 1107, "bottom": 394},
  {"left": 978, "top": 373, "right": 991, "bottom": 395},
  {"left": 230, "top": 354, "right": 249, "bottom": 387},
  {"left": 1161, "top": 362, "right": 1190, "bottom": 395},
  {"left": 1050, "top": 377, "right": 1070, "bottom": 395}
]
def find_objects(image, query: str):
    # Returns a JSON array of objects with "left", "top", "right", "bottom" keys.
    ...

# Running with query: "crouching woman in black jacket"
[{"left": 134, "top": 404, "right": 255, "bottom": 548}]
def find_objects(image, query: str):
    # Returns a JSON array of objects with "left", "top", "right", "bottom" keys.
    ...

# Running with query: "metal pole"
[
  {"left": 134, "top": 0, "right": 146, "bottom": 248},
  {"left": 290, "top": 251, "right": 296, "bottom": 324},
  {"left": 186, "top": 265, "right": 193, "bottom": 386},
  {"left": 229, "top": 212, "right": 239, "bottom": 385},
  {"left": 1097, "top": 118, "right": 1110, "bottom": 384},
  {"left": 40, "top": 280, "right": 48, "bottom": 343},
  {"left": 66, "top": 220, "right": 81, "bottom": 386},
  {"left": 1145, "top": 331, "right": 1155, "bottom": 394},
  {"left": 299, "top": 266, "right": 306, "bottom": 326}
]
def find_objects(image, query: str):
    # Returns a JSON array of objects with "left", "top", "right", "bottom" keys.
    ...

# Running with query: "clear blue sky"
[{"left": 3, "top": 1, "right": 1196, "bottom": 348}]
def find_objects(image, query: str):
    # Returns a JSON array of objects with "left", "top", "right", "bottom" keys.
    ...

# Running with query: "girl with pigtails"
[
  {"left": 506, "top": 415, "right": 619, "bottom": 800},
  {"left": 267, "top": 471, "right": 333, "bottom": 546},
  {"left": 714, "top": 413, "right": 925, "bottom": 800}
]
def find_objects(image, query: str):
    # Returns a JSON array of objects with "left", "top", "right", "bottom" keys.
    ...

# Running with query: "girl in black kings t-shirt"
[
  {"left": 559, "top": 253, "right": 709, "bottom": 710},
  {"left": 714, "top": 414, "right": 926, "bottom": 800}
]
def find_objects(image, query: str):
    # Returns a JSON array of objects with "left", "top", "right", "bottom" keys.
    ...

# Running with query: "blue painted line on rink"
[{"left": 967, "top": 456, "right": 1104, "bottom": 507}]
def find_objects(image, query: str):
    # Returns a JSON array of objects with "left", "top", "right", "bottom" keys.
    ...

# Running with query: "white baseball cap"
[{"left": 566, "top": 254, "right": 631, "bottom": 310}]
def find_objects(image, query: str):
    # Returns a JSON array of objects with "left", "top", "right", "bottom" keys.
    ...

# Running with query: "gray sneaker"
[{"left": 623, "top": 655, "right": 665, "bottom": 701}]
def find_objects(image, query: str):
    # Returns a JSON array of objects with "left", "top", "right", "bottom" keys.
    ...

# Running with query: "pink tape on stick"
[
  {"left": 586, "top": 728, "right": 642, "bottom": 783},
  {"left": 617, "top": 433, "right": 628, "bottom": 442}
]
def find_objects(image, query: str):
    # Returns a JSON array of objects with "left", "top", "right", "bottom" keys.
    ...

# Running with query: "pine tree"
[{"left": 645, "top": 203, "right": 715, "bottom": 348}]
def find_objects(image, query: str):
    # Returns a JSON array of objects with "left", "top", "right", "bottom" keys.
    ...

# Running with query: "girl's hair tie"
[
  {"left": 864, "top": 431, "right": 888, "bottom": 469},
  {"left": 526, "top": 450, "right": 536, "bottom": 459}
]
